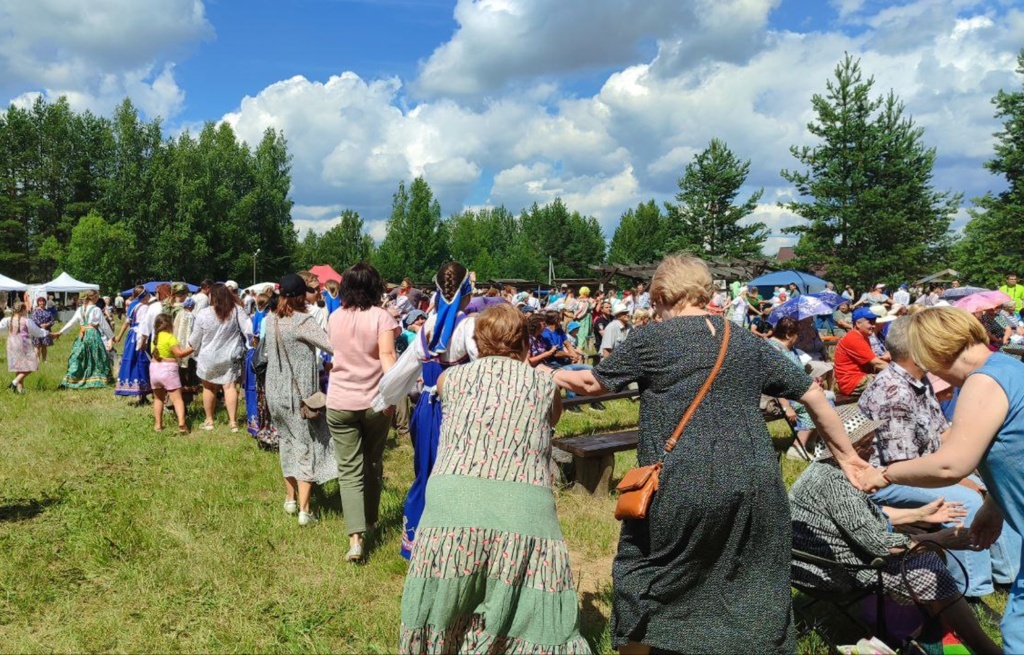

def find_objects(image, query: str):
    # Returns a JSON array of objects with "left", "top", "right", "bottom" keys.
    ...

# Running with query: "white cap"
[
  {"left": 611, "top": 301, "right": 629, "bottom": 316},
  {"left": 225, "top": 280, "right": 239, "bottom": 290}
]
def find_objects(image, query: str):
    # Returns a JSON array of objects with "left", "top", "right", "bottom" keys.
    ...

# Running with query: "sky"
[{"left": 1, "top": 0, "right": 1023, "bottom": 256}]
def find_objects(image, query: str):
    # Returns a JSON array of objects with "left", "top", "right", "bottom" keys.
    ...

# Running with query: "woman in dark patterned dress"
[
  {"left": 552, "top": 255, "right": 869, "bottom": 654},
  {"left": 30, "top": 296, "right": 54, "bottom": 363}
]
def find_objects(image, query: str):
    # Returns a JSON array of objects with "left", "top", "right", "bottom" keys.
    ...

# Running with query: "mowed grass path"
[{"left": 0, "top": 331, "right": 641, "bottom": 653}]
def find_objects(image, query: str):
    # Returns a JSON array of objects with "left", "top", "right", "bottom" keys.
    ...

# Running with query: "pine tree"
[
  {"left": 608, "top": 200, "right": 666, "bottom": 264},
  {"left": 664, "top": 139, "right": 767, "bottom": 259},
  {"left": 954, "top": 50, "right": 1024, "bottom": 286},
  {"left": 781, "top": 54, "right": 959, "bottom": 287}
]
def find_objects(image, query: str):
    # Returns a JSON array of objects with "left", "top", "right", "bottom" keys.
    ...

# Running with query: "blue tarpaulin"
[{"left": 746, "top": 270, "right": 829, "bottom": 296}]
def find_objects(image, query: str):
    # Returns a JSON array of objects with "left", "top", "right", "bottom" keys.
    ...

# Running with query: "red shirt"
[{"left": 833, "top": 330, "right": 876, "bottom": 395}]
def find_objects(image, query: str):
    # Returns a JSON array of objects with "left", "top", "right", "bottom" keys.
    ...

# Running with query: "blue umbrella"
[
  {"left": 941, "top": 286, "right": 987, "bottom": 300},
  {"left": 120, "top": 281, "right": 199, "bottom": 297},
  {"left": 809, "top": 290, "right": 845, "bottom": 309},
  {"left": 767, "top": 295, "right": 835, "bottom": 325}
]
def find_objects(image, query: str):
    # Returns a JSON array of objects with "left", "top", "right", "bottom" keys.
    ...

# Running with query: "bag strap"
[{"left": 662, "top": 318, "right": 731, "bottom": 457}]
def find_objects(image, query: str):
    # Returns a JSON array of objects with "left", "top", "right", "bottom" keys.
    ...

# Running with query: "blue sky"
[{"left": 1, "top": 0, "right": 1023, "bottom": 254}]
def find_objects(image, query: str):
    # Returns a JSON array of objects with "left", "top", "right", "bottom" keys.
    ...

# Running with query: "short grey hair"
[{"left": 885, "top": 317, "right": 911, "bottom": 361}]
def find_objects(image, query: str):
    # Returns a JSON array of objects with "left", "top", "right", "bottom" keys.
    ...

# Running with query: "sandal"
[
  {"left": 201, "top": 421, "right": 215, "bottom": 431},
  {"left": 178, "top": 426, "right": 190, "bottom": 434}
]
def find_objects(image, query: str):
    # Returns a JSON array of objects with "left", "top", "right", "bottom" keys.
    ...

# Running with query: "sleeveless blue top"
[{"left": 972, "top": 352, "right": 1024, "bottom": 536}]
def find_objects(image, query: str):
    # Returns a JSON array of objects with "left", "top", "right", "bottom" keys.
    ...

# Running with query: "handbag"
[
  {"left": 250, "top": 334, "right": 268, "bottom": 375},
  {"left": 275, "top": 314, "right": 327, "bottom": 421},
  {"left": 231, "top": 308, "right": 248, "bottom": 362},
  {"left": 614, "top": 319, "right": 730, "bottom": 521}
]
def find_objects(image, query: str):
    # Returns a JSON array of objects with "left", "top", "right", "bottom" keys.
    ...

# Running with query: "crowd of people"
[{"left": 5, "top": 259, "right": 1024, "bottom": 654}]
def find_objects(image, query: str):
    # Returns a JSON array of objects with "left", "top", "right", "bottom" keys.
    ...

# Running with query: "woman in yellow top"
[{"left": 150, "top": 313, "right": 194, "bottom": 433}]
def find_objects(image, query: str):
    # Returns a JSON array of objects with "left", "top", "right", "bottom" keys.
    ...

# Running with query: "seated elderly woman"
[{"left": 790, "top": 405, "right": 999, "bottom": 654}]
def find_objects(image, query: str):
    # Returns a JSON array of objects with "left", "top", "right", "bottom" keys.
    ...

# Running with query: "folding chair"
[{"left": 792, "top": 548, "right": 889, "bottom": 654}]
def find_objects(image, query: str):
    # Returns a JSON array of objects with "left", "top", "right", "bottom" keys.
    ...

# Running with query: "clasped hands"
[{"left": 840, "top": 457, "right": 1003, "bottom": 552}]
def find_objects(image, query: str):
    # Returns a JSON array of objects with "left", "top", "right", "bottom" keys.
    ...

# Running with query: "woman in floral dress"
[
  {"left": 399, "top": 303, "right": 589, "bottom": 655},
  {"left": 3, "top": 302, "right": 53, "bottom": 393}
]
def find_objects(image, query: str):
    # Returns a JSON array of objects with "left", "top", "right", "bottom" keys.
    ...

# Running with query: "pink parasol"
[
  {"left": 954, "top": 290, "right": 1012, "bottom": 314},
  {"left": 308, "top": 264, "right": 343, "bottom": 289}
]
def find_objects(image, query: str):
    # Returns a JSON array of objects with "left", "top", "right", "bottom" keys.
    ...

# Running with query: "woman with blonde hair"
[
  {"left": 858, "top": 306, "right": 1024, "bottom": 652},
  {"left": 551, "top": 254, "right": 866, "bottom": 654},
  {"left": 399, "top": 303, "right": 588, "bottom": 654},
  {"left": 571, "top": 286, "right": 594, "bottom": 349},
  {"left": 58, "top": 289, "right": 115, "bottom": 389},
  {"left": 2, "top": 302, "right": 55, "bottom": 393}
]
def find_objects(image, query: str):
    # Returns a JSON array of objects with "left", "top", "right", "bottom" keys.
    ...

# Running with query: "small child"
[{"left": 149, "top": 313, "right": 194, "bottom": 433}]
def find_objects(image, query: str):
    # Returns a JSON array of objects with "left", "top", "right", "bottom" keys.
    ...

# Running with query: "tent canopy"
[
  {"left": 747, "top": 270, "right": 829, "bottom": 295},
  {"left": 119, "top": 281, "right": 199, "bottom": 297},
  {"left": 309, "top": 264, "right": 342, "bottom": 288},
  {"left": 0, "top": 273, "right": 28, "bottom": 291},
  {"left": 42, "top": 271, "right": 99, "bottom": 292}
]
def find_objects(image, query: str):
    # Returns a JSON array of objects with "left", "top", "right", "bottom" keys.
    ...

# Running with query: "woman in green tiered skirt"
[
  {"left": 57, "top": 290, "right": 114, "bottom": 389},
  {"left": 400, "top": 304, "right": 589, "bottom": 655}
]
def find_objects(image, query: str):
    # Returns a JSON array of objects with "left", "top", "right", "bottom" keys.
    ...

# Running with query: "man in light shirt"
[{"left": 192, "top": 279, "right": 212, "bottom": 313}]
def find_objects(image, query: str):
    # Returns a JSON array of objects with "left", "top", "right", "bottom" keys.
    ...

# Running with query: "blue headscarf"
[{"left": 427, "top": 274, "right": 473, "bottom": 357}]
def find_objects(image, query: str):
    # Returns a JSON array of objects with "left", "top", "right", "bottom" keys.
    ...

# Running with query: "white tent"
[
  {"left": 0, "top": 273, "right": 28, "bottom": 291},
  {"left": 43, "top": 271, "right": 100, "bottom": 292},
  {"left": 246, "top": 281, "right": 277, "bottom": 294}
]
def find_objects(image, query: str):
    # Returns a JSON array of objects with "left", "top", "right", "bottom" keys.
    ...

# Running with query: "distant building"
[{"left": 775, "top": 246, "right": 796, "bottom": 264}]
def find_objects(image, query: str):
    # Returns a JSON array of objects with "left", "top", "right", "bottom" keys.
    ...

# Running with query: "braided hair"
[{"left": 436, "top": 262, "right": 468, "bottom": 301}]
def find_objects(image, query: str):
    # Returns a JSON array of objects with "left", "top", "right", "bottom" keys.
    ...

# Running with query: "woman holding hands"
[
  {"left": 858, "top": 306, "right": 1024, "bottom": 652},
  {"left": 549, "top": 254, "right": 866, "bottom": 654}
]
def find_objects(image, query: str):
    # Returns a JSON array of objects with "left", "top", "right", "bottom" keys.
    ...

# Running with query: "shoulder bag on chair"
[
  {"left": 614, "top": 319, "right": 730, "bottom": 521},
  {"left": 274, "top": 315, "right": 327, "bottom": 420}
]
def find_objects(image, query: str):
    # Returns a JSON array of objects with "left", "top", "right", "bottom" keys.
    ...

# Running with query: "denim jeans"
[{"left": 873, "top": 476, "right": 1022, "bottom": 596}]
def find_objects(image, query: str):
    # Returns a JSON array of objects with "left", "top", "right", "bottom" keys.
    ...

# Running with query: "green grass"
[{"left": 0, "top": 330, "right": 1005, "bottom": 652}]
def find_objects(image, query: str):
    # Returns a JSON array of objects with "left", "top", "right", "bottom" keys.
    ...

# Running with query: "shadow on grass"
[
  {"left": 580, "top": 586, "right": 613, "bottom": 654},
  {"left": 0, "top": 494, "right": 62, "bottom": 523}
]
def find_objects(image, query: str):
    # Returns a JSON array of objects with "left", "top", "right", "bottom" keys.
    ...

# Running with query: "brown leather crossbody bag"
[{"left": 614, "top": 319, "right": 731, "bottom": 521}]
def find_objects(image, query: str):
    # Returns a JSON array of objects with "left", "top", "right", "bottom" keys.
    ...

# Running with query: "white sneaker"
[
  {"left": 297, "top": 511, "right": 317, "bottom": 526},
  {"left": 345, "top": 542, "right": 364, "bottom": 563},
  {"left": 283, "top": 500, "right": 298, "bottom": 515}
]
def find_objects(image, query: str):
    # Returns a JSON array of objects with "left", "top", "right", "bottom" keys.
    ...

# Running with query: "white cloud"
[
  {"left": 0, "top": 0, "right": 212, "bottom": 119},
  {"left": 215, "top": 0, "right": 1023, "bottom": 252},
  {"left": 415, "top": 0, "right": 778, "bottom": 97}
]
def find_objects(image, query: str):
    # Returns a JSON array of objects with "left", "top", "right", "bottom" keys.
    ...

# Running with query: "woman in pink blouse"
[{"left": 326, "top": 262, "right": 400, "bottom": 562}]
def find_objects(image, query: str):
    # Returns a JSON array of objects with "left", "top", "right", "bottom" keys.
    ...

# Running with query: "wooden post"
[{"left": 571, "top": 454, "right": 615, "bottom": 496}]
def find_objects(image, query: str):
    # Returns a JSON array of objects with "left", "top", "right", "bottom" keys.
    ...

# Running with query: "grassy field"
[{"left": 0, "top": 331, "right": 1003, "bottom": 652}]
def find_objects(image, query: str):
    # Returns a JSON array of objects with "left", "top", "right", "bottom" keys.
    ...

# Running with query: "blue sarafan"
[{"left": 768, "top": 295, "right": 836, "bottom": 325}]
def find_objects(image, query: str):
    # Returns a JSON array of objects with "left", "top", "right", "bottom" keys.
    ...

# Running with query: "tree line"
[{"left": 3, "top": 52, "right": 1024, "bottom": 292}]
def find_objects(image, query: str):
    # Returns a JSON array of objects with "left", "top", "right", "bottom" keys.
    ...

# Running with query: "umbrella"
[
  {"left": 465, "top": 296, "right": 508, "bottom": 314},
  {"left": 941, "top": 286, "right": 988, "bottom": 300},
  {"left": 309, "top": 264, "right": 342, "bottom": 288},
  {"left": 119, "top": 281, "right": 199, "bottom": 297},
  {"left": 809, "top": 290, "right": 845, "bottom": 309},
  {"left": 954, "top": 290, "right": 1012, "bottom": 314},
  {"left": 767, "top": 296, "right": 836, "bottom": 325}
]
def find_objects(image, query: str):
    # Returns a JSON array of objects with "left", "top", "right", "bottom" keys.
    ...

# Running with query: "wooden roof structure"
[
  {"left": 592, "top": 257, "right": 776, "bottom": 283},
  {"left": 913, "top": 268, "right": 960, "bottom": 286}
]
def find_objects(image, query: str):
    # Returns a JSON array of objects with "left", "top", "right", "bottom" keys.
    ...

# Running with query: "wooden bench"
[
  {"left": 561, "top": 389, "right": 638, "bottom": 408},
  {"left": 554, "top": 430, "right": 638, "bottom": 495},
  {"left": 554, "top": 408, "right": 796, "bottom": 495}
]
